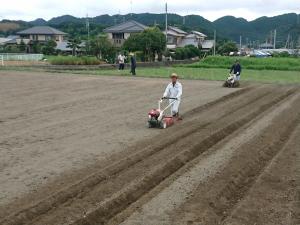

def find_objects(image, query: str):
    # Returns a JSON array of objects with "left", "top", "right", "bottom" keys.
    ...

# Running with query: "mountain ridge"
[{"left": 1, "top": 13, "right": 299, "bottom": 47}]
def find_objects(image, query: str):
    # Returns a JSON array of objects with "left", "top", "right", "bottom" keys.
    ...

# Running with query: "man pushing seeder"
[{"left": 148, "top": 73, "right": 183, "bottom": 129}]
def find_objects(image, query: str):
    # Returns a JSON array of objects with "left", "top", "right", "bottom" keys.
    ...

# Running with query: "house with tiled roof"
[
  {"left": 17, "top": 26, "right": 67, "bottom": 43},
  {"left": 164, "top": 26, "right": 187, "bottom": 49},
  {"left": 104, "top": 20, "right": 148, "bottom": 46},
  {"left": 164, "top": 26, "right": 213, "bottom": 50}
]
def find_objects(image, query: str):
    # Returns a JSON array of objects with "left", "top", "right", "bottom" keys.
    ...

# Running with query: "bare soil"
[{"left": 0, "top": 70, "right": 298, "bottom": 225}]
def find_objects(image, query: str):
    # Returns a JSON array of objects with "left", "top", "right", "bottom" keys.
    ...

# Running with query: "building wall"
[
  {"left": 107, "top": 33, "right": 113, "bottom": 39},
  {"left": 124, "top": 33, "right": 131, "bottom": 39},
  {"left": 107, "top": 32, "right": 134, "bottom": 46},
  {"left": 27, "top": 34, "right": 65, "bottom": 42}
]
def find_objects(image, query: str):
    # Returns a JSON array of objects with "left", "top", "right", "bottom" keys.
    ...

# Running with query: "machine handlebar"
[{"left": 161, "top": 97, "right": 178, "bottom": 100}]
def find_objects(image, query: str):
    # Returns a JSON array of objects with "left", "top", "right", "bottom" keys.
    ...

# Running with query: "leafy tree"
[
  {"left": 4, "top": 45, "right": 21, "bottom": 53},
  {"left": 32, "top": 41, "right": 42, "bottom": 53},
  {"left": 123, "top": 27, "right": 166, "bottom": 61},
  {"left": 123, "top": 34, "right": 141, "bottom": 53},
  {"left": 217, "top": 41, "right": 238, "bottom": 55},
  {"left": 140, "top": 27, "right": 167, "bottom": 61},
  {"left": 173, "top": 45, "right": 201, "bottom": 60},
  {"left": 42, "top": 40, "right": 57, "bottom": 55},
  {"left": 18, "top": 39, "right": 26, "bottom": 52},
  {"left": 185, "top": 45, "right": 201, "bottom": 58},
  {"left": 67, "top": 38, "right": 81, "bottom": 56},
  {"left": 90, "top": 35, "right": 115, "bottom": 62}
]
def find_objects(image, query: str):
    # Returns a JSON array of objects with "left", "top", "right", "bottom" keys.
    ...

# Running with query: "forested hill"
[{"left": 1, "top": 13, "right": 299, "bottom": 47}]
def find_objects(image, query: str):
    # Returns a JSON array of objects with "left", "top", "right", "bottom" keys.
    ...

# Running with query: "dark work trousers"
[
  {"left": 131, "top": 66, "right": 136, "bottom": 75},
  {"left": 119, "top": 63, "right": 125, "bottom": 70}
]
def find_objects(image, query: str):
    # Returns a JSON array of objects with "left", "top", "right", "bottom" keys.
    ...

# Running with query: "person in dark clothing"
[
  {"left": 230, "top": 60, "right": 242, "bottom": 80},
  {"left": 130, "top": 53, "right": 137, "bottom": 76}
]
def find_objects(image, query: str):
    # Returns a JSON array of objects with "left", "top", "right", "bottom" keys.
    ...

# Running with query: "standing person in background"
[
  {"left": 230, "top": 60, "right": 242, "bottom": 81},
  {"left": 118, "top": 53, "right": 125, "bottom": 70},
  {"left": 117, "top": 53, "right": 122, "bottom": 70},
  {"left": 130, "top": 53, "right": 137, "bottom": 76}
]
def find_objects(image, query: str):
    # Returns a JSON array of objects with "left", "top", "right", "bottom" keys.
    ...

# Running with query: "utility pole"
[
  {"left": 285, "top": 34, "right": 290, "bottom": 49},
  {"left": 130, "top": 0, "right": 133, "bottom": 17},
  {"left": 86, "top": 14, "right": 90, "bottom": 54},
  {"left": 213, "top": 30, "right": 216, "bottom": 56},
  {"left": 165, "top": 2, "right": 168, "bottom": 43},
  {"left": 273, "top": 29, "right": 277, "bottom": 49},
  {"left": 270, "top": 30, "right": 273, "bottom": 45},
  {"left": 239, "top": 35, "right": 242, "bottom": 51}
]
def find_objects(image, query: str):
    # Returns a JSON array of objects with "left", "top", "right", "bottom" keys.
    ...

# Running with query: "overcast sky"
[{"left": 0, "top": 0, "right": 299, "bottom": 22}]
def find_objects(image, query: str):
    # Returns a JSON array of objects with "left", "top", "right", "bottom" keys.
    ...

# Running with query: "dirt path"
[
  {"left": 0, "top": 71, "right": 299, "bottom": 225},
  {"left": 0, "top": 71, "right": 236, "bottom": 207}
]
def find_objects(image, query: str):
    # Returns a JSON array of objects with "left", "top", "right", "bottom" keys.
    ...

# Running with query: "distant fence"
[{"left": 0, "top": 53, "right": 44, "bottom": 62}]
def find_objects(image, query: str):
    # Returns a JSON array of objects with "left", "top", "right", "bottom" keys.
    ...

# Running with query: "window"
[
  {"left": 112, "top": 33, "right": 125, "bottom": 39},
  {"left": 167, "top": 36, "right": 175, "bottom": 44},
  {"left": 45, "top": 35, "right": 52, "bottom": 41},
  {"left": 114, "top": 39, "right": 122, "bottom": 44},
  {"left": 21, "top": 35, "right": 30, "bottom": 39}
]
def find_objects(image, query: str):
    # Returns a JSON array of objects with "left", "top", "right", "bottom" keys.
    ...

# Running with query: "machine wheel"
[
  {"left": 223, "top": 81, "right": 229, "bottom": 87},
  {"left": 160, "top": 121, "right": 167, "bottom": 129}
]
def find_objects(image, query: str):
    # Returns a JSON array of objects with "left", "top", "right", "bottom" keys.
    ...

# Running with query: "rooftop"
[
  {"left": 55, "top": 41, "right": 85, "bottom": 51},
  {"left": 168, "top": 26, "right": 187, "bottom": 35},
  {"left": 191, "top": 31, "right": 207, "bottom": 38},
  {"left": 17, "top": 26, "right": 67, "bottom": 35},
  {"left": 104, "top": 20, "right": 148, "bottom": 33},
  {"left": 0, "top": 38, "right": 12, "bottom": 45},
  {"left": 201, "top": 40, "right": 215, "bottom": 49}
]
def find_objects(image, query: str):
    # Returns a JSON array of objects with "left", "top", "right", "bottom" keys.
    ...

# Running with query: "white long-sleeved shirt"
[
  {"left": 118, "top": 55, "right": 125, "bottom": 64},
  {"left": 163, "top": 82, "right": 182, "bottom": 99}
]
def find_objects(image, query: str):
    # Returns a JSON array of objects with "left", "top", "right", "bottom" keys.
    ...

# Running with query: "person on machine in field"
[
  {"left": 230, "top": 60, "right": 242, "bottom": 80},
  {"left": 163, "top": 73, "right": 182, "bottom": 117}
]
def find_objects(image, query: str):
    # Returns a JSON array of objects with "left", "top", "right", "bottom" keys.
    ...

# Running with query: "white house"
[
  {"left": 164, "top": 26, "right": 213, "bottom": 50},
  {"left": 104, "top": 20, "right": 148, "bottom": 47}
]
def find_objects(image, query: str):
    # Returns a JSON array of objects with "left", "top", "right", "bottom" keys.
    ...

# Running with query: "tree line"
[{"left": 0, "top": 26, "right": 244, "bottom": 62}]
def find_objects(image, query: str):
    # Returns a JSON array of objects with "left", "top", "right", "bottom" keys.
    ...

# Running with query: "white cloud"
[{"left": 0, "top": 0, "right": 299, "bottom": 21}]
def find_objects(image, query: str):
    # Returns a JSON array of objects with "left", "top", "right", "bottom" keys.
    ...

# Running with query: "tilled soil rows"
[{"left": 0, "top": 71, "right": 299, "bottom": 225}]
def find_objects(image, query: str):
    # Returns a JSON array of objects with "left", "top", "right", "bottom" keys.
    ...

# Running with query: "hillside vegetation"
[
  {"left": 0, "top": 22, "right": 20, "bottom": 32},
  {"left": 1, "top": 13, "right": 299, "bottom": 47}
]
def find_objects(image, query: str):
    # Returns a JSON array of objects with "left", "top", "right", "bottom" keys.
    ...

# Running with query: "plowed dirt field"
[{"left": 0, "top": 71, "right": 299, "bottom": 225}]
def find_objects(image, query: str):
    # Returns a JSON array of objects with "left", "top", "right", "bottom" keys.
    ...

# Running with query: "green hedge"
[
  {"left": 48, "top": 56, "right": 102, "bottom": 65},
  {"left": 173, "top": 45, "right": 201, "bottom": 60},
  {"left": 181, "top": 56, "right": 300, "bottom": 71}
]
